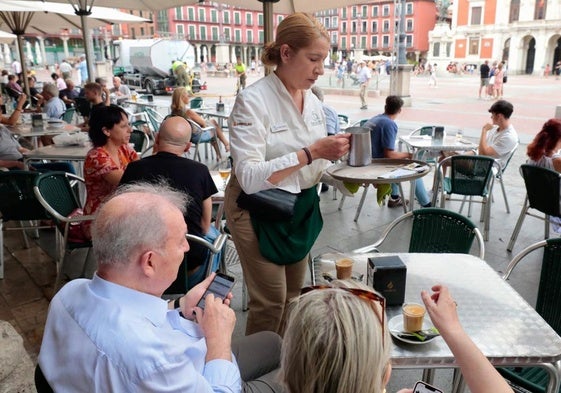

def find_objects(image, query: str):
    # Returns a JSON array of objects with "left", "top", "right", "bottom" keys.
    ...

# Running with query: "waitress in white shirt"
[{"left": 224, "top": 12, "right": 350, "bottom": 336}]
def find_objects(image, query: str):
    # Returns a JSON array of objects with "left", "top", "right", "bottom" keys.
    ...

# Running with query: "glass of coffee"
[{"left": 402, "top": 302, "right": 426, "bottom": 332}]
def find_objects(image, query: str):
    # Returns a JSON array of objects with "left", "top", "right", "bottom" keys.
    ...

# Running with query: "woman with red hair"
[{"left": 527, "top": 118, "right": 561, "bottom": 171}]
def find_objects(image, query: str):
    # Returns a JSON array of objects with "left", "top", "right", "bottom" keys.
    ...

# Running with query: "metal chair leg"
[
  {"left": 499, "top": 176, "right": 510, "bottom": 213},
  {"left": 354, "top": 186, "right": 370, "bottom": 222},
  {"left": 507, "top": 197, "right": 529, "bottom": 252},
  {"left": 338, "top": 195, "right": 346, "bottom": 211}
]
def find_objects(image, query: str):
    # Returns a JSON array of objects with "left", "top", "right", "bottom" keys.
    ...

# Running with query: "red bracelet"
[{"left": 302, "top": 147, "right": 312, "bottom": 165}]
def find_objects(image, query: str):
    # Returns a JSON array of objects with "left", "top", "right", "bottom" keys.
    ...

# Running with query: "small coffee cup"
[
  {"left": 335, "top": 257, "right": 354, "bottom": 280},
  {"left": 402, "top": 302, "right": 426, "bottom": 332}
]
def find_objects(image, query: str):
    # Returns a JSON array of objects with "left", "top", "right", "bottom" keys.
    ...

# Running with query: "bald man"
[
  {"left": 120, "top": 117, "right": 220, "bottom": 289},
  {"left": 38, "top": 182, "right": 283, "bottom": 392}
]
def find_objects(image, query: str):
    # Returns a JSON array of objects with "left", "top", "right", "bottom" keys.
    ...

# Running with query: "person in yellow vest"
[
  {"left": 235, "top": 57, "right": 246, "bottom": 94},
  {"left": 172, "top": 60, "right": 189, "bottom": 90}
]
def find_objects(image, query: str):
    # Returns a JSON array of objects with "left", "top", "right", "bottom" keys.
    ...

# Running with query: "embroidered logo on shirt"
[{"left": 310, "top": 112, "right": 323, "bottom": 127}]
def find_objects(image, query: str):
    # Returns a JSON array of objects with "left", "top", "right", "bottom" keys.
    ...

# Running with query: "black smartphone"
[
  {"left": 413, "top": 381, "right": 443, "bottom": 393},
  {"left": 196, "top": 272, "right": 235, "bottom": 310}
]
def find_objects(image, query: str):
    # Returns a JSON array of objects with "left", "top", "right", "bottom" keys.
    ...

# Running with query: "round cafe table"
[{"left": 327, "top": 158, "right": 431, "bottom": 215}]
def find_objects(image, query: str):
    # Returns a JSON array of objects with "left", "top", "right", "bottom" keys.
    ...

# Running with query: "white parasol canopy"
[
  {"left": 0, "top": 0, "right": 149, "bottom": 90},
  {"left": 0, "top": 30, "right": 16, "bottom": 44}
]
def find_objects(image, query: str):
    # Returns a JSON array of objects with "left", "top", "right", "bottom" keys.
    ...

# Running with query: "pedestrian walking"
[
  {"left": 356, "top": 60, "right": 371, "bottom": 110},
  {"left": 478, "top": 60, "right": 490, "bottom": 99}
]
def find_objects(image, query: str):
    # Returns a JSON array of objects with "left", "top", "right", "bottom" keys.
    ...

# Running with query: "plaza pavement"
[{"left": 0, "top": 68, "right": 559, "bottom": 390}]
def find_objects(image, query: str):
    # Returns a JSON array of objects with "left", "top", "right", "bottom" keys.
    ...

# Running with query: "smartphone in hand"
[
  {"left": 413, "top": 381, "right": 443, "bottom": 393},
  {"left": 196, "top": 272, "right": 235, "bottom": 310}
]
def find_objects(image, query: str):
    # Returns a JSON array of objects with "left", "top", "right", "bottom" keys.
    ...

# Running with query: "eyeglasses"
[{"left": 300, "top": 285, "right": 386, "bottom": 346}]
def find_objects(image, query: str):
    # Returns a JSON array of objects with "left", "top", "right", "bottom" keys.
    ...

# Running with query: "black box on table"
[
  {"left": 433, "top": 126, "right": 445, "bottom": 141},
  {"left": 367, "top": 255, "right": 407, "bottom": 306}
]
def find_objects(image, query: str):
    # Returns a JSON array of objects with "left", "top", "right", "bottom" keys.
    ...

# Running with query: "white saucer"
[{"left": 388, "top": 315, "right": 438, "bottom": 345}]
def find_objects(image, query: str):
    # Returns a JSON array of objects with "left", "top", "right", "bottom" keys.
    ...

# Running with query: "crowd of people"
[{"left": 1, "top": 10, "right": 558, "bottom": 393}]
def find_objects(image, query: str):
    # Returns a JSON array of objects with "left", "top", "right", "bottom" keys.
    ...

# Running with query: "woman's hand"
[
  {"left": 421, "top": 284, "right": 462, "bottom": 338},
  {"left": 309, "top": 133, "right": 351, "bottom": 161}
]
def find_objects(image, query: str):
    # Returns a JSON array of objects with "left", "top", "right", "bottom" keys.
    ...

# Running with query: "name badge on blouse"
[
  {"left": 271, "top": 122, "right": 288, "bottom": 133},
  {"left": 310, "top": 112, "right": 323, "bottom": 127}
]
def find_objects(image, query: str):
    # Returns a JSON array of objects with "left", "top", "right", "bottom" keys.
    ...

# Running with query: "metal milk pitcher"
[{"left": 347, "top": 127, "right": 372, "bottom": 167}]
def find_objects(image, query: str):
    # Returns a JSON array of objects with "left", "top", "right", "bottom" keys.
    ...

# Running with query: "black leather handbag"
[{"left": 236, "top": 188, "right": 297, "bottom": 221}]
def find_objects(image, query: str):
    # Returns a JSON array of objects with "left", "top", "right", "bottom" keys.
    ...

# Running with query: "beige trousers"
[{"left": 224, "top": 176, "right": 308, "bottom": 336}]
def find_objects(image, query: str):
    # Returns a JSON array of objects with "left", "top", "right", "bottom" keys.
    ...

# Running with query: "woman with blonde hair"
[
  {"left": 169, "top": 87, "right": 229, "bottom": 159},
  {"left": 224, "top": 12, "right": 351, "bottom": 336},
  {"left": 281, "top": 282, "right": 513, "bottom": 393}
]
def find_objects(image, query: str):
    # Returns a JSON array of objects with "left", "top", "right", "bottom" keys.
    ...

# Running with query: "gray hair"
[
  {"left": 280, "top": 280, "right": 391, "bottom": 393},
  {"left": 92, "top": 181, "right": 190, "bottom": 267},
  {"left": 42, "top": 83, "right": 58, "bottom": 97}
]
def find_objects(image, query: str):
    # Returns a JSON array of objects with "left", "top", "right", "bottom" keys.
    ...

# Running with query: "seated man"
[
  {"left": 39, "top": 83, "right": 66, "bottom": 120},
  {"left": 120, "top": 117, "right": 220, "bottom": 289},
  {"left": 0, "top": 124, "right": 74, "bottom": 172},
  {"left": 59, "top": 79, "right": 79, "bottom": 109},
  {"left": 440, "top": 100, "right": 518, "bottom": 170},
  {"left": 27, "top": 77, "right": 43, "bottom": 108},
  {"left": 477, "top": 100, "right": 518, "bottom": 169},
  {"left": 38, "top": 182, "right": 282, "bottom": 392},
  {"left": 79, "top": 82, "right": 107, "bottom": 131},
  {"left": 364, "top": 95, "right": 432, "bottom": 208},
  {"left": 94, "top": 77, "right": 112, "bottom": 106},
  {"left": 110, "top": 76, "right": 131, "bottom": 104}
]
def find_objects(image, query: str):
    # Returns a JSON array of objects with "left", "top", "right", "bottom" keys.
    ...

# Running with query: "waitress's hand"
[{"left": 310, "top": 133, "right": 350, "bottom": 161}]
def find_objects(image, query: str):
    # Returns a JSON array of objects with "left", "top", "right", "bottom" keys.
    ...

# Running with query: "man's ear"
[
  {"left": 139, "top": 251, "right": 156, "bottom": 278},
  {"left": 183, "top": 141, "right": 192, "bottom": 152}
]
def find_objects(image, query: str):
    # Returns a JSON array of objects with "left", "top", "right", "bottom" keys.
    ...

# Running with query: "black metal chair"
[
  {"left": 164, "top": 233, "right": 228, "bottom": 296},
  {"left": 507, "top": 164, "right": 561, "bottom": 252},
  {"left": 129, "top": 129, "right": 151, "bottom": 154},
  {"left": 498, "top": 238, "right": 561, "bottom": 392},
  {"left": 34, "top": 364, "right": 54, "bottom": 393},
  {"left": 0, "top": 170, "right": 51, "bottom": 280}
]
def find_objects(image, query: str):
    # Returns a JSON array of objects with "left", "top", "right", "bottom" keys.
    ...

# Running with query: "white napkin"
[{"left": 52, "top": 132, "right": 89, "bottom": 146}]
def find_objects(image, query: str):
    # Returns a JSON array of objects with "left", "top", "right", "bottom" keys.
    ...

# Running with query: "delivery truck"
[{"left": 112, "top": 38, "right": 199, "bottom": 95}]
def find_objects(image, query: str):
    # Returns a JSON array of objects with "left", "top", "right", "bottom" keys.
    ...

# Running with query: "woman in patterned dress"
[{"left": 82, "top": 105, "right": 138, "bottom": 238}]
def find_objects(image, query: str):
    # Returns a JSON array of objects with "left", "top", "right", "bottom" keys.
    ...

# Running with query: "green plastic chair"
[
  {"left": 190, "top": 96, "right": 203, "bottom": 109},
  {"left": 351, "top": 207, "right": 485, "bottom": 258},
  {"left": 0, "top": 171, "right": 51, "bottom": 279},
  {"left": 61, "top": 107, "right": 75, "bottom": 123},
  {"left": 143, "top": 106, "right": 164, "bottom": 135},
  {"left": 507, "top": 164, "right": 561, "bottom": 252},
  {"left": 434, "top": 155, "right": 499, "bottom": 241},
  {"left": 33, "top": 172, "right": 95, "bottom": 292},
  {"left": 499, "top": 238, "right": 561, "bottom": 392}
]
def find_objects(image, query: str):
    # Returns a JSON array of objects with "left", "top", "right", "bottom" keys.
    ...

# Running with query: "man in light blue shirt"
[
  {"left": 40, "top": 83, "right": 66, "bottom": 119},
  {"left": 38, "top": 182, "right": 282, "bottom": 392}
]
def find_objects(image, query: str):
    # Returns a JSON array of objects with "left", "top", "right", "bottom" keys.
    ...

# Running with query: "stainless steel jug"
[{"left": 347, "top": 127, "right": 372, "bottom": 167}]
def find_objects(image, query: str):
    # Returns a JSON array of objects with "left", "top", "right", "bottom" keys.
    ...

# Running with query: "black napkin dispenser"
[
  {"left": 433, "top": 126, "right": 445, "bottom": 141},
  {"left": 216, "top": 102, "right": 225, "bottom": 112},
  {"left": 32, "top": 114, "right": 43, "bottom": 127},
  {"left": 367, "top": 255, "right": 407, "bottom": 306}
]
